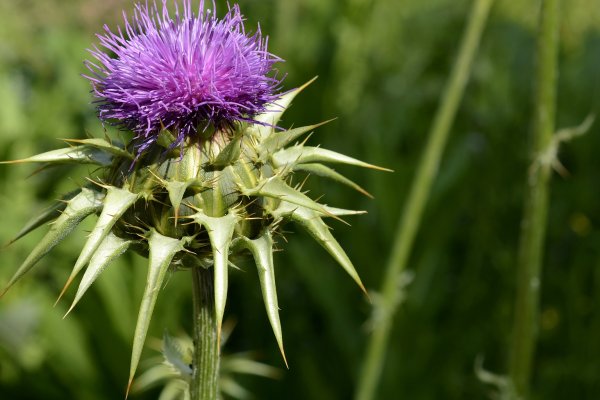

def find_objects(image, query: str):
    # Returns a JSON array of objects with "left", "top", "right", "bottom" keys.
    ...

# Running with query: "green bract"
[{"left": 1, "top": 81, "right": 387, "bottom": 385}]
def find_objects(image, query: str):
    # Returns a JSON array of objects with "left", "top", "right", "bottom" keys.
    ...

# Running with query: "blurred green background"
[{"left": 0, "top": 0, "right": 599, "bottom": 398}]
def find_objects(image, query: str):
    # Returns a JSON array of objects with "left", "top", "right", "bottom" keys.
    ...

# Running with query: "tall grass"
[
  {"left": 509, "top": 0, "right": 558, "bottom": 397},
  {"left": 356, "top": 1, "right": 494, "bottom": 398}
]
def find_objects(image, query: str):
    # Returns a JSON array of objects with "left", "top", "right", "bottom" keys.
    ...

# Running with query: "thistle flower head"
[
  {"left": 1, "top": 0, "right": 390, "bottom": 392},
  {"left": 86, "top": 0, "right": 282, "bottom": 154}
]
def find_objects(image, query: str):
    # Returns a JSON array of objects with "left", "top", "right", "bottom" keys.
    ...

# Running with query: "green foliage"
[{"left": 0, "top": 0, "right": 599, "bottom": 399}]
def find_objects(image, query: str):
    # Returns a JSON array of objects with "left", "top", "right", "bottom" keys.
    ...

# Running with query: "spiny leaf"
[
  {"left": 322, "top": 206, "right": 367, "bottom": 217},
  {"left": 156, "top": 129, "right": 178, "bottom": 149},
  {"left": 149, "top": 168, "right": 209, "bottom": 224},
  {"left": 272, "top": 146, "right": 392, "bottom": 172},
  {"left": 239, "top": 176, "right": 338, "bottom": 221},
  {"left": 65, "top": 232, "right": 131, "bottom": 316},
  {"left": 6, "top": 189, "right": 80, "bottom": 245},
  {"left": 213, "top": 132, "right": 243, "bottom": 168},
  {"left": 0, "top": 188, "right": 103, "bottom": 297},
  {"left": 164, "top": 180, "right": 193, "bottom": 225},
  {"left": 57, "top": 186, "right": 139, "bottom": 302},
  {"left": 259, "top": 121, "right": 332, "bottom": 156},
  {"left": 63, "top": 138, "right": 133, "bottom": 160},
  {"left": 234, "top": 231, "right": 287, "bottom": 367},
  {"left": 293, "top": 163, "right": 373, "bottom": 198},
  {"left": 0, "top": 145, "right": 114, "bottom": 166},
  {"left": 271, "top": 201, "right": 367, "bottom": 296},
  {"left": 128, "top": 230, "right": 186, "bottom": 397},
  {"left": 253, "top": 77, "right": 318, "bottom": 139},
  {"left": 190, "top": 211, "right": 238, "bottom": 346}
]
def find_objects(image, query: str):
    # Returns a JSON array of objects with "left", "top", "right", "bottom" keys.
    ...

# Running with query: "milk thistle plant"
[{"left": 1, "top": 0, "right": 384, "bottom": 398}]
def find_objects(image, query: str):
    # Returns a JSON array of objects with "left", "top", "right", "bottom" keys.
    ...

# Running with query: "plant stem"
[
  {"left": 191, "top": 267, "right": 219, "bottom": 400},
  {"left": 508, "top": 0, "right": 558, "bottom": 398},
  {"left": 355, "top": 1, "right": 494, "bottom": 399}
]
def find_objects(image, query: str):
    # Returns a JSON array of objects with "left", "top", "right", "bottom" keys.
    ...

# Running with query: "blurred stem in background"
[
  {"left": 508, "top": 0, "right": 559, "bottom": 398},
  {"left": 355, "top": 0, "right": 495, "bottom": 399}
]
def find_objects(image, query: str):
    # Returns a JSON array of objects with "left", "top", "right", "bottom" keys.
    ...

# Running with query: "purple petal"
[{"left": 85, "top": 0, "right": 283, "bottom": 154}]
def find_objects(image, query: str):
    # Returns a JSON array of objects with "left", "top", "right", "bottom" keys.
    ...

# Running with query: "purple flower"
[{"left": 85, "top": 0, "right": 283, "bottom": 154}]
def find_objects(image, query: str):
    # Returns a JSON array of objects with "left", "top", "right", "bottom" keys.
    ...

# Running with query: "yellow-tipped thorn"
[
  {"left": 125, "top": 377, "right": 134, "bottom": 399},
  {"left": 361, "top": 285, "right": 372, "bottom": 304},
  {"left": 63, "top": 302, "right": 77, "bottom": 319},
  {"left": 279, "top": 345, "right": 289, "bottom": 370},
  {"left": 0, "top": 158, "right": 32, "bottom": 165},
  {"left": 334, "top": 216, "right": 351, "bottom": 227},
  {"left": 358, "top": 187, "right": 374, "bottom": 199},
  {"left": 297, "top": 76, "right": 318, "bottom": 92},
  {"left": 217, "top": 323, "right": 222, "bottom": 356},
  {"left": 367, "top": 164, "right": 394, "bottom": 173},
  {"left": 326, "top": 210, "right": 347, "bottom": 225},
  {"left": 54, "top": 276, "right": 74, "bottom": 307}
]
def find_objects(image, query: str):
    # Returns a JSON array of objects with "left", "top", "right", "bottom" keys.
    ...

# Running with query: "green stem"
[
  {"left": 191, "top": 267, "right": 219, "bottom": 400},
  {"left": 508, "top": 0, "right": 559, "bottom": 398},
  {"left": 355, "top": 1, "right": 494, "bottom": 399}
]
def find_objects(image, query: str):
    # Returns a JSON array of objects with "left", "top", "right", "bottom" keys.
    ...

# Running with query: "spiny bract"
[{"left": 0, "top": 82, "right": 387, "bottom": 385}]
